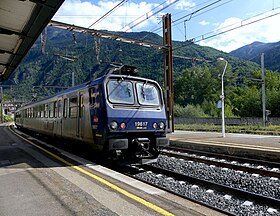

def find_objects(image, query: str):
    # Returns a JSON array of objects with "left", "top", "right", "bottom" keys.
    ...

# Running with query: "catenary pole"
[{"left": 261, "top": 53, "right": 266, "bottom": 126}]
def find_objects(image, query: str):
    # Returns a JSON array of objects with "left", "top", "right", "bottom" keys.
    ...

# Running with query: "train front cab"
[{"left": 89, "top": 75, "right": 169, "bottom": 162}]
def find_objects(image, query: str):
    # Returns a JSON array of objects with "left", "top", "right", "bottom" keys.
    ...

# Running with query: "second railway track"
[
  {"left": 161, "top": 146, "right": 280, "bottom": 178},
  {"left": 124, "top": 147, "right": 280, "bottom": 216}
]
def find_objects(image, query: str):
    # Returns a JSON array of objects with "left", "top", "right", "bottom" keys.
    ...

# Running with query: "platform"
[
  {"left": 168, "top": 130, "right": 280, "bottom": 161},
  {"left": 0, "top": 124, "right": 224, "bottom": 216}
]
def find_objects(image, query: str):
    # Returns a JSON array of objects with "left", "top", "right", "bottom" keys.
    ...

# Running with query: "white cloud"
[
  {"left": 54, "top": 0, "right": 159, "bottom": 31},
  {"left": 172, "top": 0, "right": 196, "bottom": 10},
  {"left": 198, "top": 10, "right": 280, "bottom": 52},
  {"left": 199, "top": 20, "right": 209, "bottom": 26}
]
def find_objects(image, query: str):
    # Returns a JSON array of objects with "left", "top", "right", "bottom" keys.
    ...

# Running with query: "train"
[{"left": 14, "top": 64, "right": 169, "bottom": 164}]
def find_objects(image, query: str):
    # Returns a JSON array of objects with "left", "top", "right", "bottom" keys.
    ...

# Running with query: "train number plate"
[{"left": 135, "top": 121, "right": 148, "bottom": 129}]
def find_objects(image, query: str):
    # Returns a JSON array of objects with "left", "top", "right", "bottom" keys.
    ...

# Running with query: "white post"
[
  {"left": 218, "top": 58, "right": 228, "bottom": 138},
  {"left": 261, "top": 53, "right": 266, "bottom": 126}
]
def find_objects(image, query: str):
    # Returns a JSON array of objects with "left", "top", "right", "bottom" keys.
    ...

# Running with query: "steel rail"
[
  {"left": 124, "top": 165, "right": 235, "bottom": 216},
  {"left": 163, "top": 146, "right": 280, "bottom": 167},
  {"left": 161, "top": 148, "right": 280, "bottom": 179},
  {"left": 141, "top": 164, "right": 280, "bottom": 210}
]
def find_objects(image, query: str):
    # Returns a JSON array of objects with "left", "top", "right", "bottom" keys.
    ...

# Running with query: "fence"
[{"left": 175, "top": 117, "right": 280, "bottom": 125}]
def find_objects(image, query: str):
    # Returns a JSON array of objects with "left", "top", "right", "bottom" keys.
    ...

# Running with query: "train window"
[
  {"left": 49, "top": 103, "right": 54, "bottom": 118},
  {"left": 39, "top": 104, "right": 43, "bottom": 118},
  {"left": 63, "top": 98, "right": 68, "bottom": 118},
  {"left": 54, "top": 101, "right": 57, "bottom": 118},
  {"left": 44, "top": 104, "right": 48, "bottom": 118},
  {"left": 89, "top": 86, "right": 96, "bottom": 103},
  {"left": 69, "top": 97, "right": 78, "bottom": 118},
  {"left": 30, "top": 107, "right": 33, "bottom": 118},
  {"left": 107, "top": 80, "right": 134, "bottom": 104},
  {"left": 57, "top": 100, "right": 62, "bottom": 118},
  {"left": 35, "top": 106, "right": 40, "bottom": 118},
  {"left": 79, "top": 94, "right": 84, "bottom": 118},
  {"left": 89, "top": 86, "right": 100, "bottom": 108},
  {"left": 136, "top": 82, "right": 160, "bottom": 106}
]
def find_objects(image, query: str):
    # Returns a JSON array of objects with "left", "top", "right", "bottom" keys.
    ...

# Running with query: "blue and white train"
[{"left": 14, "top": 65, "right": 169, "bottom": 164}]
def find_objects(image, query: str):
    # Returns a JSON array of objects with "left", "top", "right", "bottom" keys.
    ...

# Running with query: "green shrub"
[
  {"left": 3, "top": 115, "right": 14, "bottom": 123},
  {"left": 174, "top": 104, "right": 208, "bottom": 118}
]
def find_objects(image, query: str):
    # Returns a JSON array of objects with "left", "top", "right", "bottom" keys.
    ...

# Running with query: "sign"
[{"left": 217, "top": 100, "right": 222, "bottom": 108}]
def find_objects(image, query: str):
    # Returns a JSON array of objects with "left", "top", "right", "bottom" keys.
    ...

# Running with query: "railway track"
[
  {"left": 131, "top": 164, "right": 280, "bottom": 215},
  {"left": 161, "top": 146, "right": 280, "bottom": 178},
  {"left": 125, "top": 147, "right": 280, "bottom": 215}
]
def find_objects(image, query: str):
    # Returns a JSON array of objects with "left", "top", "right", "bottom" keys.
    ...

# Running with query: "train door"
[
  {"left": 77, "top": 92, "right": 85, "bottom": 138},
  {"left": 56, "top": 98, "right": 63, "bottom": 137},
  {"left": 61, "top": 98, "right": 68, "bottom": 137},
  {"left": 68, "top": 95, "right": 78, "bottom": 137}
]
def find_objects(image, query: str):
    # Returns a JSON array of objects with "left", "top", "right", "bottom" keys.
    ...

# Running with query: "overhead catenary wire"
[
  {"left": 58, "top": 0, "right": 173, "bottom": 54},
  {"left": 150, "top": 0, "right": 232, "bottom": 35},
  {"left": 54, "top": 0, "right": 232, "bottom": 65},
  {"left": 197, "top": 5, "right": 280, "bottom": 42},
  {"left": 174, "top": 0, "right": 233, "bottom": 27},
  {"left": 50, "top": 0, "right": 280, "bottom": 70},
  {"left": 173, "top": 0, "right": 222, "bottom": 23},
  {"left": 121, "top": 0, "right": 180, "bottom": 32},
  {"left": 88, "top": 0, "right": 128, "bottom": 29},
  {"left": 121, "top": 0, "right": 167, "bottom": 31},
  {"left": 173, "top": 7, "right": 280, "bottom": 51}
]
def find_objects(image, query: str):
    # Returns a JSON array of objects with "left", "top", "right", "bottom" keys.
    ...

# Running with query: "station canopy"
[{"left": 0, "top": 0, "right": 64, "bottom": 81}]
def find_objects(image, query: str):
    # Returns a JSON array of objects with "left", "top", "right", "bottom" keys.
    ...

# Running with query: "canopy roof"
[{"left": 0, "top": 0, "right": 64, "bottom": 81}]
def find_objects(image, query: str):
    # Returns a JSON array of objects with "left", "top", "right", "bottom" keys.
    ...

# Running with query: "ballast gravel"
[
  {"left": 156, "top": 155, "right": 280, "bottom": 199},
  {"left": 134, "top": 155, "right": 280, "bottom": 216}
]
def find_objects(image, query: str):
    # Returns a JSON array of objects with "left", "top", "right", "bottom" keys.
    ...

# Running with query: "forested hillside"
[
  {"left": 3, "top": 27, "right": 280, "bottom": 117},
  {"left": 230, "top": 41, "right": 280, "bottom": 72}
]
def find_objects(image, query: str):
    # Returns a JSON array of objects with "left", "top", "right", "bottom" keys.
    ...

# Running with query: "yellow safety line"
[
  {"left": 172, "top": 138, "right": 280, "bottom": 151},
  {"left": 8, "top": 125, "right": 174, "bottom": 216}
]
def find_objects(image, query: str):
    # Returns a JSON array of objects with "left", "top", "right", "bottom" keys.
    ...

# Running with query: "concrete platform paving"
[{"left": 168, "top": 130, "right": 280, "bottom": 161}]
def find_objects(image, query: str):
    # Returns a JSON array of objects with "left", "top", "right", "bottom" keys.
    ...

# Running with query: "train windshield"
[
  {"left": 107, "top": 80, "right": 134, "bottom": 104},
  {"left": 136, "top": 82, "right": 160, "bottom": 106}
]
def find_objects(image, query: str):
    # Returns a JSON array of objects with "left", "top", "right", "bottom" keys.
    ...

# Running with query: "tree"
[
  {"left": 238, "top": 87, "right": 262, "bottom": 117},
  {"left": 174, "top": 66, "right": 218, "bottom": 106}
]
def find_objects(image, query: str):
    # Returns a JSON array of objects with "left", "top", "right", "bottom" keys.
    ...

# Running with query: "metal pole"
[
  {"left": 163, "top": 14, "right": 174, "bottom": 133},
  {"left": 261, "top": 53, "right": 266, "bottom": 126},
  {"left": 218, "top": 58, "right": 228, "bottom": 138}
]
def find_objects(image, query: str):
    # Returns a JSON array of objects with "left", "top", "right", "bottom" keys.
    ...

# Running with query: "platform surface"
[{"left": 168, "top": 130, "right": 280, "bottom": 160}]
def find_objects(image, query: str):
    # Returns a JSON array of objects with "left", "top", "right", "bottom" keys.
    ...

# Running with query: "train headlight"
[
  {"left": 152, "top": 122, "right": 158, "bottom": 129},
  {"left": 110, "top": 121, "right": 118, "bottom": 130},
  {"left": 159, "top": 121, "right": 165, "bottom": 129},
  {"left": 120, "top": 122, "right": 126, "bottom": 129}
]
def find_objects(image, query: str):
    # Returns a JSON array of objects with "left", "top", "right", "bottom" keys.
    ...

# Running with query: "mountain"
[
  {"left": 3, "top": 27, "right": 259, "bottom": 101},
  {"left": 230, "top": 41, "right": 280, "bottom": 72}
]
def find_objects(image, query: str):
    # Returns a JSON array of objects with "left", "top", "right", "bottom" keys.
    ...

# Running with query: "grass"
[{"left": 175, "top": 124, "right": 280, "bottom": 136}]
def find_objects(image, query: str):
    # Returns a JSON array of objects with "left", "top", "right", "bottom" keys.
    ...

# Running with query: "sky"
[{"left": 53, "top": 0, "right": 280, "bottom": 53}]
